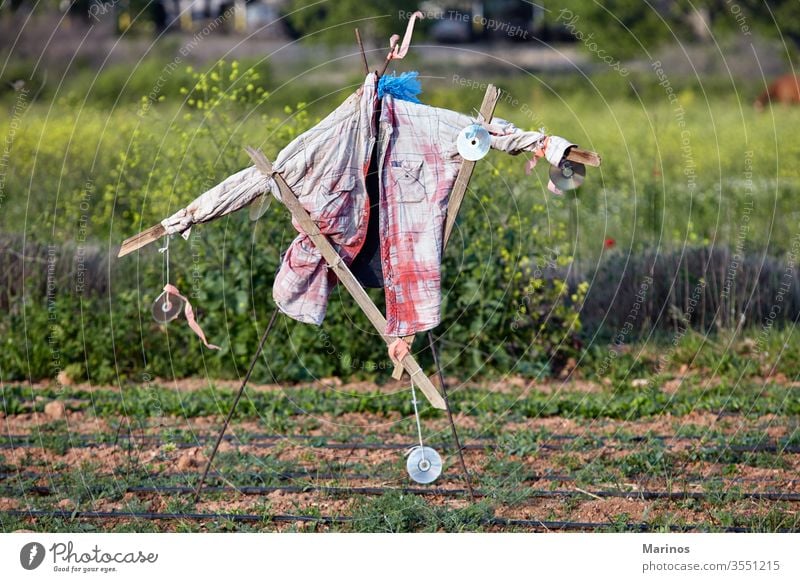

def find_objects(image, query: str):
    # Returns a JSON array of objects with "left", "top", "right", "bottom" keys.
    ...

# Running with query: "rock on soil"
[
  {"left": 44, "top": 400, "right": 66, "bottom": 420},
  {"left": 0, "top": 497, "right": 20, "bottom": 510},
  {"left": 57, "top": 370, "right": 73, "bottom": 387},
  {"left": 57, "top": 499, "right": 75, "bottom": 510},
  {"left": 176, "top": 448, "right": 206, "bottom": 471}
]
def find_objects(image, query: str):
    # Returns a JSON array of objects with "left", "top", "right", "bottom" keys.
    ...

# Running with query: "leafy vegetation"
[{"left": 0, "top": 58, "right": 588, "bottom": 384}]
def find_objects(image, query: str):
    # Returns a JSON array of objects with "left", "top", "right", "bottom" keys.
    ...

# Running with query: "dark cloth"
[{"left": 350, "top": 105, "right": 385, "bottom": 288}]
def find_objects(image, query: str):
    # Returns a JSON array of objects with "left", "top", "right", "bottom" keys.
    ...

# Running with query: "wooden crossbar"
[{"left": 244, "top": 146, "right": 447, "bottom": 410}]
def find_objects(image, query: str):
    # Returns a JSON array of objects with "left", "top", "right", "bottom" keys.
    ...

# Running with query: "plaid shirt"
[{"left": 160, "top": 74, "right": 573, "bottom": 336}]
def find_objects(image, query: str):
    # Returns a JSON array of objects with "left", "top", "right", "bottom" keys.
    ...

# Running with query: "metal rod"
[
  {"left": 7, "top": 468, "right": 797, "bottom": 487},
  {"left": 193, "top": 307, "right": 280, "bottom": 502},
  {"left": 5, "top": 432, "right": 799, "bottom": 454},
  {"left": 3, "top": 510, "right": 767, "bottom": 533},
  {"left": 354, "top": 28, "right": 369, "bottom": 74},
  {"left": 427, "top": 331, "right": 475, "bottom": 501}
]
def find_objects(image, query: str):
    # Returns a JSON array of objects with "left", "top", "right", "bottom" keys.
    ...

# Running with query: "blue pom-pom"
[{"left": 378, "top": 71, "right": 422, "bottom": 104}]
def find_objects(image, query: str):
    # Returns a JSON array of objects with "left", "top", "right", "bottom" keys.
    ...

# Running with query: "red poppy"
[{"left": 604, "top": 238, "right": 616, "bottom": 249}]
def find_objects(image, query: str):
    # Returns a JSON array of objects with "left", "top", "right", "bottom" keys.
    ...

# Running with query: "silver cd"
[
  {"left": 249, "top": 194, "right": 272, "bottom": 221},
  {"left": 406, "top": 446, "right": 443, "bottom": 484},
  {"left": 549, "top": 159, "right": 586, "bottom": 191},
  {"left": 152, "top": 290, "right": 184, "bottom": 324},
  {"left": 456, "top": 123, "right": 491, "bottom": 161}
]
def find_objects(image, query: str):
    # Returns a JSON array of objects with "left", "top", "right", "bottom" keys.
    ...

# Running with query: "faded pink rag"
[
  {"left": 163, "top": 284, "right": 220, "bottom": 350},
  {"left": 388, "top": 11, "right": 424, "bottom": 61},
  {"left": 388, "top": 338, "right": 411, "bottom": 366},
  {"left": 525, "top": 136, "right": 564, "bottom": 194}
]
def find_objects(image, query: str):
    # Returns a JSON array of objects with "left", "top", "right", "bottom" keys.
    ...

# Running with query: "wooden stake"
[
  {"left": 443, "top": 84, "right": 502, "bottom": 247},
  {"left": 392, "top": 84, "right": 502, "bottom": 381},
  {"left": 378, "top": 38, "right": 399, "bottom": 77},
  {"left": 355, "top": 29, "right": 369, "bottom": 75},
  {"left": 244, "top": 146, "right": 446, "bottom": 410}
]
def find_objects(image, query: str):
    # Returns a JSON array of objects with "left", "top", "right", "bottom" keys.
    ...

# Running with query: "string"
[
  {"left": 158, "top": 237, "right": 170, "bottom": 288},
  {"left": 158, "top": 237, "right": 171, "bottom": 309},
  {"left": 409, "top": 381, "right": 427, "bottom": 463}
]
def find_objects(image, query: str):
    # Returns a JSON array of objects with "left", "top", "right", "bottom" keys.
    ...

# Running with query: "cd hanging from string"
[
  {"left": 406, "top": 445, "right": 443, "bottom": 484},
  {"left": 153, "top": 237, "right": 183, "bottom": 324},
  {"left": 152, "top": 289, "right": 184, "bottom": 324},
  {"left": 456, "top": 123, "right": 491, "bottom": 161},
  {"left": 549, "top": 159, "right": 586, "bottom": 191}
]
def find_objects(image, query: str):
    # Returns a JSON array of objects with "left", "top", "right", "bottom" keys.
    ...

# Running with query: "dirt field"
[{"left": 1, "top": 377, "right": 798, "bottom": 532}]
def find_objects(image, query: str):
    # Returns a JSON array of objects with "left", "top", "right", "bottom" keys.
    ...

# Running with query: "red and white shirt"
[{"left": 160, "top": 74, "right": 573, "bottom": 336}]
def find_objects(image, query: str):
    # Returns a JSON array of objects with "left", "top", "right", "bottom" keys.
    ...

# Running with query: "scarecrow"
[{"left": 119, "top": 13, "right": 601, "bottom": 499}]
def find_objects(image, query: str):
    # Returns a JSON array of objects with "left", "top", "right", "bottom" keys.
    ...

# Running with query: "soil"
[{"left": 2, "top": 378, "right": 798, "bottom": 532}]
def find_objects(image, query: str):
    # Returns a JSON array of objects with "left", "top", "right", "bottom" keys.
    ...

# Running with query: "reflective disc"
[
  {"left": 249, "top": 194, "right": 272, "bottom": 221},
  {"left": 152, "top": 290, "right": 184, "bottom": 324},
  {"left": 406, "top": 446, "right": 443, "bottom": 484},
  {"left": 549, "top": 159, "right": 586, "bottom": 191},
  {"left": 456, "top": 123, "right": 491, "bottom": 161}
]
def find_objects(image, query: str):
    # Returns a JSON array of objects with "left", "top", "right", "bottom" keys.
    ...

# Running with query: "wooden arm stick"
[
  {"left": 244, "top": 146, "right": 446, "bottom": 410},
  {"left": 566, "top": 147, "right": 601, "bottom": 167},
  {"left": 391, "top": 84, "right": 502, "bottom": 381},
  {"left": 118, "top": 223, "right": 167, "bottom": 257}
]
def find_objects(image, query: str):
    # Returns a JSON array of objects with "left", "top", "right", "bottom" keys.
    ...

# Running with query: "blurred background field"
[
  {"left": 2, "top": 0, "right": 800, "bottom": 385},
  {"left": 2, "top": 0, "right": 800, "bottom": 535}
]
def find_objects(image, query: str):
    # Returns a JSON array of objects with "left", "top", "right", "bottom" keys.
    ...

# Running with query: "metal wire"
[
  {"left": 4, "top": 469, "right": 799, "bottom": 487},
  {"left": 428, "top": 331, "right": 475, "bottom": 500},
  {"left": 409, "top": 382, "right": 426, "bottom": 456},
  {"left": 6, "top": 483, "right": 800, "bottom": 502}
]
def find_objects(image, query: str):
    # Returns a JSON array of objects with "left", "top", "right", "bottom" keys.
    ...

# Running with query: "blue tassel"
[{"left": 378, "top": 71, "right": 422, "bottom": 104}]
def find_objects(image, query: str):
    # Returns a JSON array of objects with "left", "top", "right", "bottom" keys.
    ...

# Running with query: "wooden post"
[
  {"left": 244, "top": 146, "right": 446, "bottom": 411},
  {"left": 392, "top": 84, "right": 501, "bottom": 380},
  {"left": 443, "top": 84, "right": 502, "bottom": 246}
]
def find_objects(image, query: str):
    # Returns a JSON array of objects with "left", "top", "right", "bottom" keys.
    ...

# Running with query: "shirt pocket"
[
  {"left": 391, "top": 159, "right": 427, "bottom": 203},
  {"left": 310, "top": 171, "right": 357, "bottom": 237},
  {"left": 301, "top": 171, "right": 355, "bottom": 212}
]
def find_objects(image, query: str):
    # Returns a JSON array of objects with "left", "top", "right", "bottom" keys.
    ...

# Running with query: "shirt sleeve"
[
  {"left": 487, "top": 117, "right": 575, "bottom": 166},
  {"left": 160, "top": 166, "right": 275, "bottom": 237}
]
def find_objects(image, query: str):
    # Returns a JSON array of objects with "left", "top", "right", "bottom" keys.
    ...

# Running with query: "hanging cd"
[
  {"left": 249, "top": 194, "right": 272, "bottom": 221},
  {"left": 549, "top": 159, "right": 586, "bottom": 191},
  {"left": 406, "top": 445, "right": 443, "bottom": 484},
  {"left": 456, "top": 123, "right": 491, "bottom": 161},
  {"left": 152, "top": 290, "right": 184, "bottom": 324}
]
